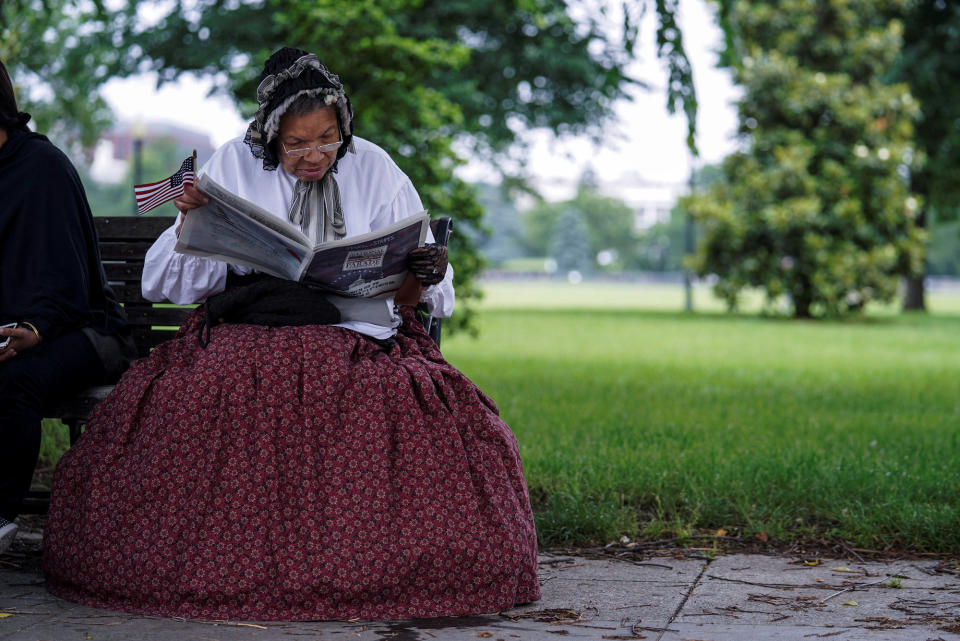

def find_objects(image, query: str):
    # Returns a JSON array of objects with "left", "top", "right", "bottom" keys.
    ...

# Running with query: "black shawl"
[{"left": 0, "top": 129, "right": 131, "bottom": 355}]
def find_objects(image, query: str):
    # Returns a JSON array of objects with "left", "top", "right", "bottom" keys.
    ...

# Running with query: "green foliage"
[
  {"left": 654, "top": 0, "right": 698, "bottom": 152},
  {"left": 928, "top": 217, "right": 960, "bottom": 276},
  {"left": 894, "top": 0, "right": 960, "bottom": 217},
  {"left": 632, "top": 164, "right": 722, "bottom": 273},
  {"left": 37, "top": 420, "right": 70, "bottom": 473},
  {"left": 470, "top": 183, "right": 526, "bottom": 266},
  {"left": 113, "top": 0, "right": 683, "bottom": 330},
  {"left": 571, "top": 188, "right": 638, "bottom": 270},
  {"left": 520, "top": 202, "right": 558, "bottom": 258},
  {"left": 549, "top": 206, "right": 593, "bottom": 274},
  {"left": 632, "top": 206, "right": 687, "bottom": 272},
  {"left": 4, "top": 0, "right": 701, "bottom": 331},
  {"left": 83, "top": 137, "right": 194, "bottom": 217},
  {"left": 522, "top": 179, "right": 638, "bottom": 271},
  {"left": 443, "top": 281, "right": 960, "bottom": 550},
  {"left": 0, "top": 0, "right": 130, "bottom": 149},
  {"left": 891, "top": 1, "right": 960, "bottom": 306},
  {"left": 394, "top": 1, "right": 641, "bottom": 157},
  {"left": 686, "top": 0, "right": 925, "bottom": 317}
]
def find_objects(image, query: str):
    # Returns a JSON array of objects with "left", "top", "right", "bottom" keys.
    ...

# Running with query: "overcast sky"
[{"left": 99, "top": 0, "right": 740, "bottom": 203}]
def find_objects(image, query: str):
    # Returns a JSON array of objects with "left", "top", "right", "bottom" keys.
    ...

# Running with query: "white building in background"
[
  {"left": 531, "top": 171, "right": 688, "bottom": 231},
  {"left": 606, "top": 172, "right": 688, "bottom": 230},
  {"left": 89, "top": 121, "right": 216, "bottom": 183}
]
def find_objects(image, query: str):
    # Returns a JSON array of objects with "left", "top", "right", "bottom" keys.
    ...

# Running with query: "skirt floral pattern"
[{"left": 43, "top": 308, "right": 540, "bottom": 620}]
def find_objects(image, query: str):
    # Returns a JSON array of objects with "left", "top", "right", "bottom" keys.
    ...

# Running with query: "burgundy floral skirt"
[{"left": 43, "top": 308, "right": 540, "bottom": 620}]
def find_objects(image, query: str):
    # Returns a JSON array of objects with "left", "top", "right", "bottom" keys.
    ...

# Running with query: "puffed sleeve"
[
  {"left": 371, "top": 180, "right": 455, "bottom": 318},
  {"left": 141, "top": 146, "right": 251, "bottom": 305},
  {"left": 141, "top": 220, "right": 230, "bottom": 304}
]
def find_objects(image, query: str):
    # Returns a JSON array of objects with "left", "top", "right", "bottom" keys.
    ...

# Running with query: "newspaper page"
[
  {"left": 175, "top": 176, "right": 313, "bottom": 280},
  {"left": 299, "top": 212, "right": 430, "bottom": 298},
  {"left": 196, "top": 174, "right": 309, "bottom": 246},
  {"left": 175, "top": 174, "right": 430, "bottom": 297}
]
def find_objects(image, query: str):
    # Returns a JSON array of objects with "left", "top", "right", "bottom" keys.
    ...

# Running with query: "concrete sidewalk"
[{"left": 2, "top": 530, "right": 958, "bottom": 641}]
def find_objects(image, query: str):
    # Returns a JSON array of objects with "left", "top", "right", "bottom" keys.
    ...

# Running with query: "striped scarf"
[{"left": 288, "top": 172, "right": 347, "bottom": 243}]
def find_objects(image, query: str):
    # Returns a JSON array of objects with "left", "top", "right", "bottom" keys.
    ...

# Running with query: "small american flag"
[{"left": 133, "top": 155, "right": 196, "bottom": 215}]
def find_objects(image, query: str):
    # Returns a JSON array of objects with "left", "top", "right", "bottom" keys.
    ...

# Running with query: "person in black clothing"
[{"left": 0, "top": 59, "right": 136, "bottom": 553}]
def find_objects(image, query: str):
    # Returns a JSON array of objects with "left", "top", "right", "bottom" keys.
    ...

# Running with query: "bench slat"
[
  {"left": 123, "top": 306, "right": 192, "bottom": 326},
  {"left": 95, "top": 216, "right": 175, "bottom": 240},
  {"left": 99, "top": 241, "right": 157, "bottom": 260},
  {"left": 109, "top": 284, "right": 150, "bottom": 303},
  {"left": 103, "top": 262, "right": 144, "bottom": 281}
]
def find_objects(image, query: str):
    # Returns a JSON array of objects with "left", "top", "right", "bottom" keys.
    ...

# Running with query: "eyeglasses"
[{"left": 281, "top": 135, "right": 342, "bottom": 159}]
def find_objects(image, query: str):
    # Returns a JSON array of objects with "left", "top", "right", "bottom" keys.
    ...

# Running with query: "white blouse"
[{"left": 142, "top": 136, "right": 455, "bottom": 339}]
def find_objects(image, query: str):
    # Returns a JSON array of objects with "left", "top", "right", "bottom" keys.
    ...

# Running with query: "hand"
[
  {"left": 406, "top": 244, "right": 448, "bottom": 286},
  {"left": 395, "top": 272, "right": 423, "bottom": 306},
  {"left": 0, "top": 325, "right": 42, "bottom": 364},
  {"left": 173, "top": 184, "right": 210, "bottom": 235}
]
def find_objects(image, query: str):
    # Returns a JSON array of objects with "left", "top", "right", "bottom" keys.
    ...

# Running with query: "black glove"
[{"left": 407, "top": 243, "right": 448, "bottom": 286}]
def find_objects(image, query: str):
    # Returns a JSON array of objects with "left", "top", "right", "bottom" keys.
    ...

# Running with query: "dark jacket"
[{"left": 0, "top": 128, "right": 135, "bottom": 377}]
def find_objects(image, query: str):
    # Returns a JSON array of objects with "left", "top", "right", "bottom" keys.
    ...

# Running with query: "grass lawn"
[
  {"left": 440, "top": 280, "right": 960, "bottom": 552},
  {"left": 38, "top": 279, "right": 960, "bottom": 553}
]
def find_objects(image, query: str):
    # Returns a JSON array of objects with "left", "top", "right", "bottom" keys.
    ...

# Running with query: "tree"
[
  {"left": 469, "top": 183, "right": 526, "bottom": 266},
  {"left": 0, "top": 0, "right": 131, "bottom": 150},
  {"left": 926, "top": 217, "right": 960, "bottom": 277},
  {"left": 549, "top": 206, "right": 593, "bottom": 275},
  {"left": 83, "top": 137, "right": 194, "bottom": 218},
  {"left": 520, "top": 200, "right": 560, "bottom": 258},
  {"left": 521, "top": 174, "right": 638, "bottom": 271},
  {"left": 632, "top": 163, "right": 723, "bottom": 273},
  {"left": 686, "top": 0, "right": 925, "bottom": 318},
  {"left": 115, "top": 0, "right": 702, "bottom": 328},
  {"left": 891, "top": 0, "right": 960, "bottom": 310},
  {"left": 4, "top": 0, "right": 700, "bottom": 331},
  {"left": 632, "top": 207, "right": 685, "bottom": 272}
]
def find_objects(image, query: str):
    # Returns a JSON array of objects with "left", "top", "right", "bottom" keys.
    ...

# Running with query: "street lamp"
[
  {"left": 131, "top": 120, "right": 146, "bottom": 215},
  {"left": 684, "top": 153, "right": 697, "bottom": 313}
]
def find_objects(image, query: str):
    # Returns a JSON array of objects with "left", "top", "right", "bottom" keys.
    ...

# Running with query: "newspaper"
[{"left": 175, "top": 174, "right": 430, "bottom": 298}]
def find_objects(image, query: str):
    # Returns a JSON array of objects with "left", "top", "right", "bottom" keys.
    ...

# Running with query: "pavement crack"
[{"left": 654, "top": 555, "right": 712, "bottom": 641}]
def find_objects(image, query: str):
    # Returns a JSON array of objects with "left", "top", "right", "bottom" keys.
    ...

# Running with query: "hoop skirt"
[{"left": 43, "top": 308, "right": 540, "bottom": 620}]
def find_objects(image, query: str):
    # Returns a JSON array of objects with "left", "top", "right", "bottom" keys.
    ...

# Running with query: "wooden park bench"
[{"left": 21, "top": 214, "right": 452, "bottom": 514}]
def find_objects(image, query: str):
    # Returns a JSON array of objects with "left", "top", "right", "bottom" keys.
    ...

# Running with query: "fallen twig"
[
  {"left": 682, "top": 611, "right": 740, "bottom": 619},
  {"left": 706, "top": 574, "right": 801, "bottom": 589},
  {"left": 821, "top": 576, "right": 889, "bottom": 603},
  {"left": 838, "top": 541, "right": 865, "bottom": 564}
]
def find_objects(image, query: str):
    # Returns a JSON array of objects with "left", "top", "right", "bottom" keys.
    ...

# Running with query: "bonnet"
[{"left": 243, "top": 47, "right": 355, "bottom": 241}]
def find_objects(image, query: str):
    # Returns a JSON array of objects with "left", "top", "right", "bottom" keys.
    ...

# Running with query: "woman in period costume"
[
  {"left": 43, "top": 47, "right": 540, "bottom": 621},
  {"left": 0, "top": 59, "right": 135, "bottom": 554}
]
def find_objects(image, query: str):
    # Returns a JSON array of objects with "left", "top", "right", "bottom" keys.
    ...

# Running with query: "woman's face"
[{"left": 276, "top": 107, "right": 341, "bottom": 182}]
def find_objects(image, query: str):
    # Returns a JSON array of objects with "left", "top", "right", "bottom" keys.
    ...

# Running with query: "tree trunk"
[
  {"left": 903, "top": 184, "right": 928, "bottom": 312},
  {"left": 793, "top": 289, "right": 813, "bottom": 319},
  {"left": 902, "top": 275, "right": 927, "bottom": 311}
]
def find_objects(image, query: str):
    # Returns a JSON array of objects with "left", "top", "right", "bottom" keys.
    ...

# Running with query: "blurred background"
[{"left": 3, "top": 0, "right": 960, "bottom": 323}]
